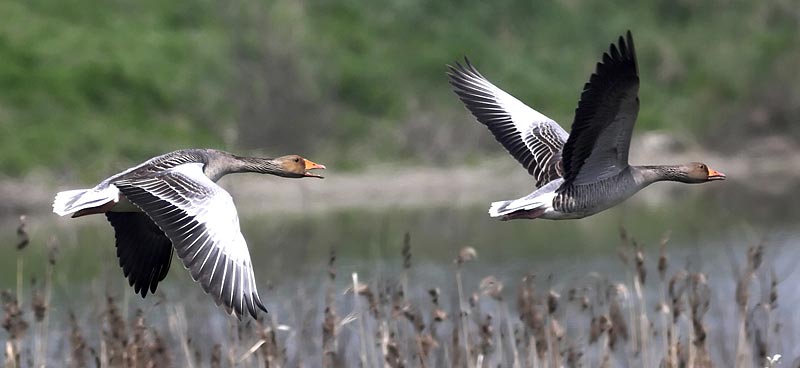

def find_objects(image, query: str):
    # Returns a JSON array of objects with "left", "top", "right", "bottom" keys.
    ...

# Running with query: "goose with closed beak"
[
  {"left": 53, "top": 148, "right": 326, "bottom": 319},
  {"left": 448, "top": 31, "right": 725, "bottom": 220}
]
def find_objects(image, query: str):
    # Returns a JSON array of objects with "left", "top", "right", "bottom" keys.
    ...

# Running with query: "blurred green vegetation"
[{"left": 1, "top": 0, "right": 798, "bottom": 179}]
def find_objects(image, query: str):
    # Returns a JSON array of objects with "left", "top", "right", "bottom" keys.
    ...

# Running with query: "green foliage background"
[{"left": 1, "top": 0, "right": 797, "bottom": 178}]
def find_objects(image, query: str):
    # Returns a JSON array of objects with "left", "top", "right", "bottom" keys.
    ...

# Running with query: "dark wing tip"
[
  {"left": 625, "top": 30, "right": 638, "bottom": 75},
  {"left": 446, "top": 55, "right": 484, "bottom": 82},
  {"left": 591, "top": 31, "right": 639, "bottom": 82},
  {"left": 560, "top": 31, "right": 641, "bottom": 185},
  {"left": 254, "top": 293, "right": 268, "bottom": 313}
]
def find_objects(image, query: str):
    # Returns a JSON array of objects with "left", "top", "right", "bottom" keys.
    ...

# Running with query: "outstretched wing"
[
  {"left": 113, "top": 163, "right": 267, "bottom": 319},
  {"left": 560, "top": 31, "right": 640, "bottom": 188},
  {"left": 106, "top": 212, "right": 173, "bottom": 298},
  {"left": 448, "top": 58, "right": 568, "bottom": 188}
]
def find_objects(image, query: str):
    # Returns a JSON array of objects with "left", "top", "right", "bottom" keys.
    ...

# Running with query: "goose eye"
[{"left": 294, "top": 157, "right": 300, "bottom": 163}]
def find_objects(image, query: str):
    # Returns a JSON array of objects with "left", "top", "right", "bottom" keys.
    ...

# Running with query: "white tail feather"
[
  {"left": 52, "top": 186, "right": 119, "bottom": 216},
  {"left": 488, "top": 200, "right": 514, "bottom": 217},
  {"left": 488, "top": 192, "right": 555, "bottom": 217}
]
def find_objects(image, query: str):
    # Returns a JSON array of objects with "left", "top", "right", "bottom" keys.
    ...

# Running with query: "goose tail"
[
  {"left": 488, "top": 192, "right": 555, "bottom": 219},
  {"left": 53, "top": 187, "right": 118, "bottom": 216},
  {"left": 488, "top": 199, "right": 515, "bottom": 217}
]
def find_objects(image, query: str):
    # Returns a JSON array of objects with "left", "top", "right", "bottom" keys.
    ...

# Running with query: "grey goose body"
[
  {"left": 448, "top": 31, "right": 725, "bottom": 220},
  {"left": 53, "top": 148, "right": 326, "bottom": 319}
]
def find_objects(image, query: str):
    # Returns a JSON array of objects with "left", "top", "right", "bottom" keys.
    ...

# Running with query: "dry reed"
[{"left": 0, "top": 220, "right": 791, "bottom": 368}]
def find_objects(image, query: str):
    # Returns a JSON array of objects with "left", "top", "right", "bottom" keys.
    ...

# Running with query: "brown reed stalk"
[
  {"left": 401, "top": 303, "right": 429, "bottom": 367},
  {"left": 607, "top": 284, "right": 629, "bottom": 351},
  {"left": 68, "top": 311, "right": 87, "bottom": 368},
  {"left": 2, "top": 290, "right": 28, "bottom": 368},
  {"left": 666, "top": 270, "right": 687, "bottom": 368},
  {"left": 517, "top": 274, "right": 545, "bottom": 366},
  {"left": 491, "top": 282, "right": 520, "bottom": 368},
  {"left": 33, "top": 235, "right": 57, "bottom": 368},
  {"left": 468, "top": 291, "right": 480, "bottom": 366},
  {"left": 360, "top": 284, "right": 381, "bottom": 321},
  {"left": 480, "top": 276, "right": 514, "bottom": 367},
  {"left": 657, "top": 231, "right": 671, "bottom": 366},
  {"left": 127, "top": 309, "right": 147, "bottom": 367},
  {"left": 746, "top": 265, "right": 776, "bottom": 368},
  {"left": 103, "top": 294, "right": 128, "bottom": 366},
  {"left": 735, "top": 245, "right": 762, "bottom": 368},
  {"left": 401, "top": 232, "right": 411, "bottom": 304},
  {"left": 352, "top": 272, "right": 370, "bottom": 367},
  {"left": 210, "top": 344, "right": 222, "bottom": 368},
  {"left": 450, "top": 324, "right": 462, "bottom": 368},
  {"left": 378, "top": 285, "right": 392, "bottom": 368},
  {"left": 254, "top": 316, "right": 282, "bottom": 368},
  {"left": 428, "top": 288, "right": 449, "bottom": 366},
  {"left": 455, "top": 246, "right": 476, "bottom": 368},
  {"left": 545, "top": 289, "right": 562, "bottom": 367},
  {"left": 354, "top": 278, "right": 382, "bottom": 365},
  {"left": 417, "top": 333, "right": 438, "bottom": 368},
  {"left": 149, "top": 329, "right": 171, "bottom": 368},
  {"left": 389, "top": 280, "right": 411, "bottom": 367},
  {"left": 477, "top": 313, "right": 493, "bottom": 367},
  {"left": 764, "top": 268, "right": 778, "bottom": 365},
  {"left": 167, "top": 304, "right": 195, "bottom": 368},
  {"left": 15, "top": 215, "right": 29, "bottom": 312},
  {"left": 30, "top": 279, "right": 44, "bottom": 368},
  {"left": 631, "top": 240, "right": 651, "bottom": 365},
  {"left": 322, "top": 246, "right": 337, "bottom": 367},
  {"left": 688, "top": 273, "right": 712, "bottom": 368},
  {"left": 385, "top": 334, "right": 402, "bottom": 368}
]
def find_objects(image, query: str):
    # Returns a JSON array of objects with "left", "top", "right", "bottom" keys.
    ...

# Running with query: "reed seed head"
[
  {"left": 634, "top": 241, "right": 646, "bottom": 285},
  {"left": 479, "top": 276, "right": 503, "bottom": 301},
  {"left": 769, "top": 268, "right": 778, "bottom": 308},
  {"left": 1, "top": 290, "right": 28, "bottom": 340},
  {"left": 402, "top": 304, "right": 425, "bottom": 332},
  {"left": 456, "top": 246, "right": 477, "bottom": 264},
  {"left": 432, "top": 308, "right": 448, "bottom": 322},
  {"left": 748, "top": 244, "right": 763, "bottom": 272},
  {"left": 735, "top": 273, "right": 751, "bottom": 312},
  {"left": 418, "top": 333, "right": 439, "bottom": 359},
  {"left": 609, "top": 299, "right": 629, "bottom": 343},
  {"left": 210, "top": 344, "right": 222, "bottom": 368},
  {"left": 547, "top": 290, "right": 560, "bottom": 315},
  {"left": 327, "top": 246, "right": 336, "bottom": 281},
  {"left": 31, "top": 284, "right": 46, "bottom": 322},
  {"left": 428, "top": 288, "right": 440, "bottom": 305},
  {"left": 69, "top": 311, "right": 87, "bottom": 368},
  {"left": 16, "top": 215, "right": 29, "bottom": 250}
]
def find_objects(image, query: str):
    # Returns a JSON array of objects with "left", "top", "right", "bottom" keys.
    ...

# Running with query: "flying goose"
[
  {"left": 447, "top": 31, "right": 725, "bottom": 220},
  {"left": 53, "top": 148, "right": 326, "bottom": 318}
]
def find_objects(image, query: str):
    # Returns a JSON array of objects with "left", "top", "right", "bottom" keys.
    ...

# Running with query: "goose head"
[
  {"left": 675, "top": 162, "right": 726, "bottom": 183},
  {"left": 273, "top": 155, "right": 326, "bottom": 178}
]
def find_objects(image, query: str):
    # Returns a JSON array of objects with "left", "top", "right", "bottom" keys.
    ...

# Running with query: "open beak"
[
  {"left": 707, "top": 167, "right": 726, "bottom": 181},
  {"left": 303, "top": 159, "right": 326, "bottom": 178}
]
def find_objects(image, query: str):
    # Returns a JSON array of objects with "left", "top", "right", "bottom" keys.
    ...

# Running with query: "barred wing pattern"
[
  {"left": 448, "top": 58, "right": 568, "bottom": 188},
  {"left": 114, "top": 163, "right": 267, "bottom": 319}
]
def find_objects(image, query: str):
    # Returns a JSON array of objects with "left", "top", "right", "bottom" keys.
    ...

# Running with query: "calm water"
[{"left": 1, "top": 179, "right": 799, "bottom": 365}]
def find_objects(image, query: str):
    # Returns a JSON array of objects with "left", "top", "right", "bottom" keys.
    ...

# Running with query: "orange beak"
[
  {"left": 303, "top": 159, "right": 326, "bottom": 178},
  {"left": 707, "top": 167, "right": 726, "bottom": 181}
]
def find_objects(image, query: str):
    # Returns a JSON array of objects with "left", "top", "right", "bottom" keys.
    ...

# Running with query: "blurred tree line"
[{"left": 0, "top": 0, "right": 797, "bottom": 179}]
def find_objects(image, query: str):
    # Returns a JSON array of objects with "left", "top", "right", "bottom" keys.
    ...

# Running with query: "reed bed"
[{"left": 0, "top": 217, "right": 790, "bottom": 368}]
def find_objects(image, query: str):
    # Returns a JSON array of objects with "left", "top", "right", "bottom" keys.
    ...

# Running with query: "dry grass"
[{"left": 0, "top": 218, "right": 789, "bottom": 368}]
